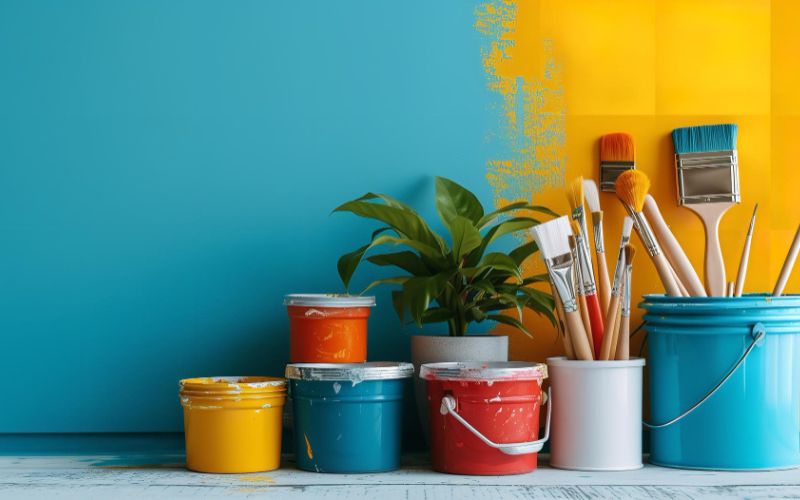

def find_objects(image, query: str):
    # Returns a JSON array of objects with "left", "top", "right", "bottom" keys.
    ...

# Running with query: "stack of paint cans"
[{"left": 283, "top": 294, "right": 413, "bottom": 473}]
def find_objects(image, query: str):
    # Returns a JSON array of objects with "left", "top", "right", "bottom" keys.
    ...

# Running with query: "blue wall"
[{"left": 0, "top": 1, "right": 500, "bottom": 432}]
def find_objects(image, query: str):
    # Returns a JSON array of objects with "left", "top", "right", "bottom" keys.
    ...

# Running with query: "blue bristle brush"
[{"left": 671, "top": 124, "right": 740, "bottom": 296}]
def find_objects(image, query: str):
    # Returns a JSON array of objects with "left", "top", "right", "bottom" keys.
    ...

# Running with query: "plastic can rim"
[
  {"left": 419, "top": 361, "right": 547, "bottom": 381},
  {"left": 284, "top": 294, "right": 376, "bottom": 308},
  {"left": 179, "top": 376, "right": 286, "bottom": 394},
  {"left": 285, "top": 362, "right": 413, "bottom": 381}
]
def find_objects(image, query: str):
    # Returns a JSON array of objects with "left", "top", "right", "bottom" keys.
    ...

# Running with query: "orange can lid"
[{"left": 284, "top": 294, "right": 375, "bottom": 308}]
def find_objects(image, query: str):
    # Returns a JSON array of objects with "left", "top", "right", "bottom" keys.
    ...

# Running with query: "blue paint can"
[
  {"left": 285, "top": 362, "right": 414, "bottom": 473},
  {"left": 642, "top": 294, "right": 800, "bottom": 470}
]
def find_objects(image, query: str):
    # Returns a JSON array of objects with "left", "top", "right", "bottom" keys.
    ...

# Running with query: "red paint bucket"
[{"left": 420, "top": 362, "right": 549, "bottom": 475}]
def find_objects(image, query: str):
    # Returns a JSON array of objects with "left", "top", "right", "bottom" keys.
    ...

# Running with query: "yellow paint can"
[{"left": 179, "top": 376, "right": 286, "bottom": 473}]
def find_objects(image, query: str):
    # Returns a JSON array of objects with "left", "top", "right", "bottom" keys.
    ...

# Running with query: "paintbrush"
[
  {"left": 672, "top": 124, "right": 740, "bottom": 296},
  {"left": 551, "top": 283, "right": 575, "bottom": 359},
  {"left": 615, "top": 245, "right": 636, "bottom": 361},
  {"left": 600, "top": 133, "right": 635, "bottom": 193},
  {"left": 615, "top": 170, "right": 681, "bottom": 296},
  {"left": 570, "top": 233, "right": 594, "bottom": 352},
  {"left": 532, "top": 216, "right": 594, "bottom": 360},
  {"left": 599, "top": 216, "right": 632, "bottom": 360},
  {"left": 567, "top": 178, "right": 604, "bottom": 356},
  {"left": 643, "top": 194, "right": 705, "bottom": 296},
  {"left": 584, "top": 179, "right": 611, "bottom": 312},
  {"left": 734, "top": 203, "right": 758, "bottom": 297},
  {"left": 571, "top": 219, "right": 604, "bottom": 359},
  {"left": 773, "top": 224, "right": 800, "bottom": 297}
]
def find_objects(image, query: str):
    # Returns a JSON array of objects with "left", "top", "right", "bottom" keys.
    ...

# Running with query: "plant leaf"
[
  {"left": 361, "top": 276, "right": 410, "bottom": 294},
  {"left": 366, "top": 251, "right": 429, "bottom": 276},
  {"left": 475, "top": 252, "right": 523, "bottom": 281},
  {"left": 435, "top": 177, "right": 484, "bottom": 225},
  {"left": 333, "top": 199, "right": 445, "bottom": 251},
  {"left": 335, "top": 227, "right": 396, "bottom": 290},
  {"left": 487, "top": 314, "right": 532, "bottom": 338},
  {"left": 469, "top": 217, "right": 539, "bottom": 265},
  {"left": 478, "top": 202, "right": 559, "bottom": 228},
  {"left": 403, "top": 273, "right": 452, "bottom": 326},
  {"left": 391, "top": 290, "right": 405, "bottom": 322},
  {"left": 447, "top": 215, "right": 483, "bottom": 263},
  {"left": 421, "top": 307, "right": 455, "bottom": 324},
  {"left": 509, "top": 240, "right": 539, "bottom": 266}
]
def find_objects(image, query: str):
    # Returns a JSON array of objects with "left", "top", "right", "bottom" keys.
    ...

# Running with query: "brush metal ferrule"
[
  {"left": 573, "top": 232, "right": 597, "bottom": 295},
  {"left": 545, "top": 254, "right": 578, "bottom": 313},
  {"left": 629, "top": 209, "right": 661, "bottom": 257},
  {"left": 675, "top": 150, "right": 740, "bottom": 205},
  {"left": 592, "top": 217, "right": 605, "bottom": 254},
  {"left": 611, "top": 247, "right": 626, "bottom": 297},
  {"left": 622, "top": 264, "right": 632, "bottom": 317},
  {"left": 600, "top": 161, "right": 635, "bottom": 192},
  {"left": 571, "top": 208, "right": 596, "bottom": 277}
]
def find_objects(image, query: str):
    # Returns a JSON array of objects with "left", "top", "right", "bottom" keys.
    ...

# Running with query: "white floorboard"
[{"left": 0, "top": 454, "right": 798, "bottom": 499}]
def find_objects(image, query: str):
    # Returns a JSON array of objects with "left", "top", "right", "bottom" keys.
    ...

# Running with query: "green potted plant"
[{"left": 334, "top": 177, "right": 557, "bottom": 434}]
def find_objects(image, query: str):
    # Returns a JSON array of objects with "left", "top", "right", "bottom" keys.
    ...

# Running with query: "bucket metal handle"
[
  {"left": 643, "top": 322, "right": 766, "bottom": 430},
  {"left": 439, "top": 387, "right": 551, "bottom": 455}
]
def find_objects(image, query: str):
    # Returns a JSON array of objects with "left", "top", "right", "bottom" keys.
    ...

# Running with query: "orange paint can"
[{"left": 284, "top": 294, "right": 376, "bottom": 363}]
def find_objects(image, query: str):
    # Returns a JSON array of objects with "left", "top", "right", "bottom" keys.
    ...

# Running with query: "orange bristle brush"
[
  {"left": 600, "top": 133, "right": 635, "bottom": 193},
  {"left": 615, "top": 170, "right": 681, "bottom": 296}
]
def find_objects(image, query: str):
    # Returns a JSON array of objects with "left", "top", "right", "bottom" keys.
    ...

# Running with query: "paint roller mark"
[
  {"left": 304, "top": 433, "right": 314, "bottom": 459},
  {"left": 475, "top": 1, "right": 566, "bottom": 204}
]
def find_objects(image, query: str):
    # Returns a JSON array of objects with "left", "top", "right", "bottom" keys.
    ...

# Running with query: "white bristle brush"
[
  {"left": 584, "top": 179, "right": 611, "bottom": 312},
  {"left": 532, "top": 216, "right": 594, "bottom": 360}
]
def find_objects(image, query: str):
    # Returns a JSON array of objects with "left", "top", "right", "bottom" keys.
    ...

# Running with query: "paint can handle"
[
  {"left": 643, "top": 322, "right": 766, "bottom": 430},
  {"left": 439, "top": 387, "right": 551, "bottom": 456}
]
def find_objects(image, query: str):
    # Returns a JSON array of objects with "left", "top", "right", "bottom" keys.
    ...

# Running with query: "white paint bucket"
[{"left": 547, "top": 356, "right": 645, "bottom": 471}]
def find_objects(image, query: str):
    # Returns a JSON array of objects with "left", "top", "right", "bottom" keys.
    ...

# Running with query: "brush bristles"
[
  {"left": 531, "top": 216, "right": 573, "bottom": 260},
  {"left": 615, "top": 170, "right": 650, "bottom": 212},
  {"left": 600, "top": 133, "right": 635, "bottom": 163},
  {"left": 624, "top": 244, "right": 636, "bottom": 266},
  {"left": 566, "top": 176, "right": 585, "bottom": 212},
  {"left": 591, "top": 211, "right": 603, "bottom": 225},
  {"left": 622, "top": 216, "right": 634, "bottom": 238},
  {"left": 671, "top": 124, "right": 738, "bottom": 154},
  {"left": 583, "top": 179, "right": 601, "bottom": 213}
]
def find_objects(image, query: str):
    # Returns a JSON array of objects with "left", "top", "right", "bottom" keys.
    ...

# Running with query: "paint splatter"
[
  {"left": 475, "top": 0, "right": 566, "bottom": 204},
  {"left": 238, "top": 474, "right": 275, "bottom": 484},
  {"left": 304, "top": 433, "right": 314, "bottom": 459}
]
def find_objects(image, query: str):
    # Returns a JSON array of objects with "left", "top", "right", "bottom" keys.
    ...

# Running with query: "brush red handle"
[{"left": 585, "top": 293, "right": 605, "bottom": 359}]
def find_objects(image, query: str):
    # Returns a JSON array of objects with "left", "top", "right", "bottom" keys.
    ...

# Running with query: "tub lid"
[
  {"left": 284, "top": 294, "right": 376, "bottom": 308},
  {"left": 285, "top": 362, "right": 414, "bottom": 381},
  {"left": 420, "top": 361, "right": 547, "bottom": 381},
  {"left": 179, "top": 376, "right": 286, "bottom": 394}
]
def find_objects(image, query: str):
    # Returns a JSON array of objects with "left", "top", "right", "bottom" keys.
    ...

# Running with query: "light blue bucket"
[{"left": 642, "top": 294, "right": 800, "bottom": 470}]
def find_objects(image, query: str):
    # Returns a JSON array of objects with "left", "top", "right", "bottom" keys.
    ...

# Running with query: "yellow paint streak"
[
  {"left": 304, "top": 433, "right": 313, "bottom": 460},
  {"left": 238, "top": 474, "right": 275, "bottom": 483}
]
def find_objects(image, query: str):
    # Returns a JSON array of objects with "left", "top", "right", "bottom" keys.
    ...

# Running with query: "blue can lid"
[{"left": 285, "top": 362, "right": 413, "bottom": 381}]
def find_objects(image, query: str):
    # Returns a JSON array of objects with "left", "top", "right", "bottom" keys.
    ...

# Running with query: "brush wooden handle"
[
  {"left": 653, "top": 252, "right": 682, "bottom": 296},
  {"left": 585, "top": 293, "right": 605, "bottom": 359},
  {"left": 689, "top": 202, "right": 733, "bottom": 296},
  {"left": 596, "top": 250, "right": 611, "bottom": 313},
  {"left": 578, "top": 294, "right": 594, "bottom": 352},
  {"left": 564, "top": 310, "right": 593, "bottom": 360},
  {"left": 734, "top": 232, "right": 753, "bottom": 297},
  {"left": 553, "top": 291, "right": 574, "bottom": 359},
  {"left": 671, "top": 265, "right": 688, "bottom": 297},
  {"left": 773, "top": 225, "right": 800, "bottom": 296},
  {"left": 644, "top": 195, "right": 706, "bottom": 297},
  {"left": 610, "top": 303, "right": 622, "bottom": 357},
  {"left": 599, "top": 295, "right": 620, "bottom": 360},
  {"left": 615, "top": 312, "right": 630, "bottom": 361}
]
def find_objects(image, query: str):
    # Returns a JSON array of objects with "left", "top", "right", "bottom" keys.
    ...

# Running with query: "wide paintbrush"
[
  {"left": 672, "top": 124, "right": 740, "bottom": 296},
  {"left": 531, "top": 216, "right": 594, "bottom": 360}
]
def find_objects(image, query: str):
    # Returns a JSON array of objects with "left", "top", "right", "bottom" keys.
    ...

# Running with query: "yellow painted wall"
[{"left": 478, "top": 0, "right": 800, "bottom": 361}]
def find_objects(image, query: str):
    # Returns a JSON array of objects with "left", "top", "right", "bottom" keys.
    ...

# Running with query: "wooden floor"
[{"left": 2, "top": 454, "right": 799, "bottom": 499}]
